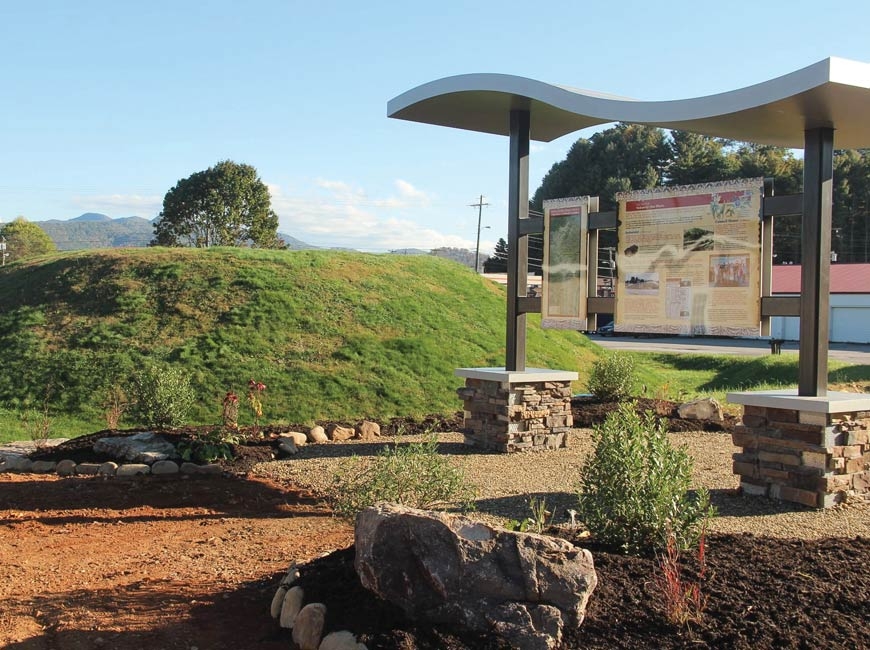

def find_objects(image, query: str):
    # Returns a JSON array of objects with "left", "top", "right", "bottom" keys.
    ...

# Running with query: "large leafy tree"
[
  {"left": 152, "top": 160, "right": 284, "bottom": 248},
  {"left": 0, "top": 217, "right": 57, "bottom": 262}
]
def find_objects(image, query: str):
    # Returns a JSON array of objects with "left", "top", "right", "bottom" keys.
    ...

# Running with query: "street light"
[{"left": 476, "top": 225, "right": 491, "bottom": 273}]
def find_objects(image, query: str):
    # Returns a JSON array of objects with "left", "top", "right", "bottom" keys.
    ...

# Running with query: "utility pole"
[{"left": 470, "top": 194, "right": 490, "bottom": 273}]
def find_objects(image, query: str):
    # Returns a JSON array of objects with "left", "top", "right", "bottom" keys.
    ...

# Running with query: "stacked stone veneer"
[
  {"left": 732, "top": 403, "right": 870, "bottom": 508},
  {"left": 456, "top": 368, "right": 576, "bottom": 453}
]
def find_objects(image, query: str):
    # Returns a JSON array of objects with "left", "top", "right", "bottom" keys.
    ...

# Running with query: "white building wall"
[{"left": 770, "top": 294, "right": 870, "bottom": 344}]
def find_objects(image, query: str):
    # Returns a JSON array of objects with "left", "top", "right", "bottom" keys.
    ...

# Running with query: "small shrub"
[
  {"left": 329, "top": 436, "right": 476, "bottom": 519},
  {"left": 21, "top": 407, "right": 53, "bottom": 449},
  {"left": 587, "top": 352, "right": 638, "bottom": 400},
  {"left": 654, "top": 527, "right": 709, "bottom": 626},
  {"left": 128, "top": 364, "right": 195, "bottom": 428},
  {"left": 177, "top": 427, "right": 240, "bottom": 464},
  {"left": 102, "top": 385, "right": 128, "bottom": 429},
  {"left": 576, "top": 402, "right": 714, "bottom": 554}
]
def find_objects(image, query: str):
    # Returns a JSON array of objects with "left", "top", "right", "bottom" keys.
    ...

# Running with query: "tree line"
[{"left": 484, "top": 123, "right": 870, "bottom": 271}]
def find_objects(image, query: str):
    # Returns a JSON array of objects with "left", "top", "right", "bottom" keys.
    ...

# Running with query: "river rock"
[
  {"left": 270, "top": 586, "right": 288, "bottom": 619},
  {"left": 307, "top": 426, "right": 328, "bottom": 443},
  {"left": 279, "top": 585, "right": 304, "bottom": 629},
  {"left": 326, "top": 424, "right": 354, "bottom": 441},
  {"left": 318, "top": 630, "right": 362, "bottom": 650},
  {"left": 116, "top": 463, "right": 150, "bottom": 478},
  {"left": 677, "top": 397, "right": 724, "bottom": 422},
  {"left": 278, "top": 439, "right": 298, "bottom": 456},
  {"left": 98, "top": 461, "right": 118, "bottom": 476},
  {"left": 282, "top": 431, "right": 307, "bottom": 446},
  {"left": 355, "top": 503, "right": 597, "bottom": 650},
  {"left": 293, "top": 602, "right": 327, "bottom": 650},
  {"left": 3, "top": 456, "right": 33, "bottom": 472},
  {"left": 93, "top": 432, "right": 179, "bottom": 463},
  {"left": 56, "top": 459, "right": 77, "bottom": 476},
  {"left": 31, "top": 460, "right": 57, "bottom": 473},
  {"left": 354, "top": 421, "right": 380, "bottom": 441},
  {"left": 151, "top": 460, "right": 179, "bottom": 475}
]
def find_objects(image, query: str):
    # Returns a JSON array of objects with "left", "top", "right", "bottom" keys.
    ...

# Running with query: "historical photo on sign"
[
  {"left": 624, "top": 271, "right": 660, "bottom": 295},
  {"left": 709, "top": 254, "right": 750, "bottom": 288}
]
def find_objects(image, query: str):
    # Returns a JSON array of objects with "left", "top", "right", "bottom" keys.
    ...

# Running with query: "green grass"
[
  {"left": 626, "top": 352, "right": 870, "bottom": 406},
  {"left": 1, "top": 246, "right": 867, "bottom": 444},
  {"left": 0, "top": 247, "right": 597, "bottom": 441}
]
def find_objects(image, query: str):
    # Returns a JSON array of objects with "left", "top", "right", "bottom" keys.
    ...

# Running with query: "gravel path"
[{"left": 252, "top": 428, "right": 870, "bottom": 540}]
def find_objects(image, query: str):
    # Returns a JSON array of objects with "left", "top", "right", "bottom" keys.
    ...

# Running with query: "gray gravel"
[{"left": 252, "top": 429, "right": 870, "bottom": 540}]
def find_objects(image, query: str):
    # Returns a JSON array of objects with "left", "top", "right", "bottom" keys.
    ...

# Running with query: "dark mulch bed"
[
  {"left": 284, "top": 533, "right": 870, "bottom": 649},
  {"left": 570, "top": 395, "right": 740, "bottom": 432}
]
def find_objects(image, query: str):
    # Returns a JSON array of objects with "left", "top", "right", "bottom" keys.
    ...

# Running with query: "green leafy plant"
[
  {"left": 128, "top": 363, "right": 195, "bottom": 428},
  {"left": 177, "top": 427, "right": 241, "bottom": 464},
  {"left": 329, "top": 436, "right": 476, "bottom": 519},
  {"left": 506, "top": 495, "right": 554, "bottom": 534},
  {"left": 587, "top": 351, "right": 638, "bottom": 400},
  {"left": 576, "top": 402, "right": 714, "bottom": 554},
  {"left": 654, "top": 526, "right": 709, "bottom": 626}
]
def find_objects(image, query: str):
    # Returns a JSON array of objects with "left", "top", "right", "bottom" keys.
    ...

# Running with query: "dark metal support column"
[
  {"left": 506, "top": 109, "right": 530, "bottom": 371},
  {"left": 799, "top": 128, "right": 834, "bottom": 396}
]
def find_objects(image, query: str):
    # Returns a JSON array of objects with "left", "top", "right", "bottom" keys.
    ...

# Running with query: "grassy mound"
[{"left": 0, "top": 247, "right": 597, "bottom": 434}]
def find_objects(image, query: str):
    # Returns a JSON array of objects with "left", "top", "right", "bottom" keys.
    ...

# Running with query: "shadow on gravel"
[
  {"left": 0, "top": 475, "right": 324, "bottom": 521},
  {"left": 291, "top": 439, "right": 499, "bottom": 460}
]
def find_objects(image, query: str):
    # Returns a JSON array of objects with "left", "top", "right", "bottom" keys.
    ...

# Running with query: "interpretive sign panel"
[
  {"left": 614, "top": 179, "right": 763, "bottom": 336},
  {"left": 542, "top": 197, "right": 589, "bottom": 330}
]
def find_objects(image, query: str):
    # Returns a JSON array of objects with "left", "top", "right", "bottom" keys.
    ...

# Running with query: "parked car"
[{"left": 595, "top": 323, "right": 614, "bottom": 336}]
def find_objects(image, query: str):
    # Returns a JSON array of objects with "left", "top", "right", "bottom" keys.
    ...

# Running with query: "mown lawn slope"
[{"left": 0, "top": 247, "right": 597, "bottom": 430}]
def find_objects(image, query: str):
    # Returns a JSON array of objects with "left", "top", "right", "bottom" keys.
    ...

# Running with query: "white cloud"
[
  {"left": 394, "top": 179, "right": 431, "bottom": 203},
  {"left": 70, "top": 193, "right": 162, "bottom": 217},
  {"left": 268, "top": 179, "right": 474, "bottom": 252}
]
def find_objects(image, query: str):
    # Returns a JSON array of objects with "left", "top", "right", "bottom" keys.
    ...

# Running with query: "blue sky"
[{"left": 2, "top": 1, "right": 869, "bottom": 253}]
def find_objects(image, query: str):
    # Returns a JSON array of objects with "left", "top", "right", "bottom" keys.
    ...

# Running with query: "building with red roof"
[{"left": 772, "top": 263, "right": 870, "bottom": 343}]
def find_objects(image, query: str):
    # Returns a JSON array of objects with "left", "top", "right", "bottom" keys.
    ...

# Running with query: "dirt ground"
[
  {"left": 0, "top": 474, "right": 353, "bottom": 650},
  {"left": 1, "top": 402, "right": 868, "bottom": 649}
]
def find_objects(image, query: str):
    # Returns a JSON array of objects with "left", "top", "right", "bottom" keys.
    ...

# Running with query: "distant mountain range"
[{"left": 34, "top": 214, "right": 317, "bottom": 251}]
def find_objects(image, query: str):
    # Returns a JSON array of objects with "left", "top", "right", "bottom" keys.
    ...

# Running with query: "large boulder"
[
  {"left": 354, "top": 503, "right": 597, "bottom": 650},
  {"left": 93, "top": 432, "right": 179, "bottom": 463},
  {"left": 677, "top": 397, "right": 724, "bottom": 422}
]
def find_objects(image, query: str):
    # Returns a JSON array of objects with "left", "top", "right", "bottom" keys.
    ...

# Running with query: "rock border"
[
  {"left": 0, "top": 420, "right": 384, "bottom": 480},
  {"left": 0, "top": 455, "right": 225, "bottom": 478},
  {"left": 271, "top": 556, "right": 368, "bottom": 650}
]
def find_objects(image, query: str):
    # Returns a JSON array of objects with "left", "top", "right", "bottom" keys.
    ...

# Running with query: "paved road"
[{"left": 589, "top": 335, "right": 870, "bottom": 365}]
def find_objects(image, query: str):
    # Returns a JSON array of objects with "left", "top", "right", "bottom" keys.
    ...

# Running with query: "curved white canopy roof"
[{"left": 388, "top": 57, "right": 870, "bottom": 149}]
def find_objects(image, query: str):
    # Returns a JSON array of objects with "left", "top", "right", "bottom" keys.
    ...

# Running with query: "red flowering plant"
[
  {"left": 221, "top": 391, "right": 240, "bottom": 429},
  {"left": 247, "top": 379, "right": 266, "bottom": 430}
]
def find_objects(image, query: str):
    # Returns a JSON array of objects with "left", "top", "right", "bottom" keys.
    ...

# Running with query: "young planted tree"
[{"left": 152, "top": 160, "right": 284, "bottom": 248}]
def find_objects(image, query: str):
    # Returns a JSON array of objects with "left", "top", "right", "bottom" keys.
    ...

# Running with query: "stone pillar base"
[
  {"left": 727, "top": 390, "right": 870, "bottom": 508},
  {"left": 455, "top": 368, "right": 578, "bottom": 453}
]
